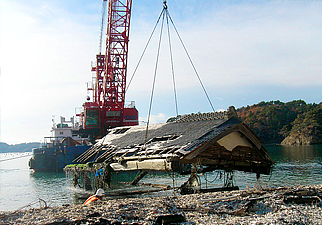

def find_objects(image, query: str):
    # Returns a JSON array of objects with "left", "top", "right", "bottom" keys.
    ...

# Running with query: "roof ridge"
[{"left": 175, "top": 111, "right": 229, "bottom": 123}]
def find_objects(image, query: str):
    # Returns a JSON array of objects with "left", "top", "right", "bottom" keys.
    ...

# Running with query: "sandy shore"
[{"left": 1, "top": 185, "right": 322, "bottom": 225}]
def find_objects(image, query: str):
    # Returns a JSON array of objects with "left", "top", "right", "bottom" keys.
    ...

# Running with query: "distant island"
[
  {"left": 237, "top": 100, "right": 322, "bottom": 145},
  {"left": 0, "top": 142, "right": 40, "bottom": 153}
]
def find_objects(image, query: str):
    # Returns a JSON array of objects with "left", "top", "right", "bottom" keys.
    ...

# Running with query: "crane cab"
[{"left": 82, "top": 102, "right": 100, "bottom": 131}]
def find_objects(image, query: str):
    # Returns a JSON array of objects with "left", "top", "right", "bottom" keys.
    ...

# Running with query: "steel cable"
[
  {"left": 165, "top": 10, "right": 179, "bottom": 118},
  {"left": 166, "top": 11, "right": 215, "bottom": 112},
  {"left": 144, "top": 9, "right": 166, "bottom": 147},
  {"left": 125, "top": 8, "right": 166, "bottom": 93}
]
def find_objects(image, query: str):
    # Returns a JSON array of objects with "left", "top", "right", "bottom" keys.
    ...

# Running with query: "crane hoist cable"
[
  {"left": 165, "top": 6, "right": 179, "bottom": 118},
  {"left": 127, "top": 1, "right": 215, "bottom": 115},
  {"left": 99, "top": 0, "right": 108, "bottom": 54},
  {"left": 144, "top": 4, "right": 167, "bottom": 146},
  {"left": 125, "top": 7, "right": 165, "bottom": 94},
  {"left": 166, "top": 9, "right": 215, "bottom": 113},
  {"left": 125, "top": 1, "right": 215, "bottom": 147}
]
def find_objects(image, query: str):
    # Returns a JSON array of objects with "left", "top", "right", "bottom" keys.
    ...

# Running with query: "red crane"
[{"left": 79, "top": 0, "right": 138, "bottom": 140}]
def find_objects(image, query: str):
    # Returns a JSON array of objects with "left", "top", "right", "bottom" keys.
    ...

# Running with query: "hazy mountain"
[{"left": 0, "top": 142, "right": 41, "bottom": 153}]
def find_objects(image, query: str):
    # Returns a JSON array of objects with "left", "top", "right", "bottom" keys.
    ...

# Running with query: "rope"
[
  {"left": 0, "top": 153, "right": 31, "bottom": 162},
  {"left": 15, "top": 198, "right": 47, "bottom": 211},
  {"left": 204, "top": 171, "right": 220, "bottom": 184}
]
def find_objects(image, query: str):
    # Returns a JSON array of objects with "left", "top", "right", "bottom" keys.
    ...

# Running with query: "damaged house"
[{"left": 65, "top": 107, "right": 273, "bottom": 194}]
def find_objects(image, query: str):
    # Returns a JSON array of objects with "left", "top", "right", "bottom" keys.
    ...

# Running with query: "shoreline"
[{"left": 1, "top": 184, "right": 322, "bottom": 225}]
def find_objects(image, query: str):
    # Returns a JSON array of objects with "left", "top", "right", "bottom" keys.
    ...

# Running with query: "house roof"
[{"left": 74, "top": 108, "right": 273, "bottom": 175}]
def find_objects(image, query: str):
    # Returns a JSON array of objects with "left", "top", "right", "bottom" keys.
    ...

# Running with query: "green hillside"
[{"left": 237, "top": 100, "right": 322, "bottom": 145}]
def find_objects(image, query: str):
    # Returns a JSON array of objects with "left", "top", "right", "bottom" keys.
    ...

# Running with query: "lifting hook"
[{"left": 163, "top": 1, "right": 167, "bottom": 10}]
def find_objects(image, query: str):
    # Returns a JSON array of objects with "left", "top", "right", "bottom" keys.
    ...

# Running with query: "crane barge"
[
  {"left": 77, "top": 0, "right": 138, "bottom": 142},
  {"left": 29, "top": 0, "right": 138, "bottom": 172}
]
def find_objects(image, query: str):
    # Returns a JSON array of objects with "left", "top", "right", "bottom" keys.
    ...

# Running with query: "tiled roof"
[
  {"left": 73, "top": 109, "right": 273, "bottom": 175},
  {"left": 74, "top": 117, "right": 230, "bottom": 163}
]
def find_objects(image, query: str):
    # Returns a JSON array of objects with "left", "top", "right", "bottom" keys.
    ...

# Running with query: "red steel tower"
[{"left": 80, "top": 0, "right": 138, "bottom": 139}]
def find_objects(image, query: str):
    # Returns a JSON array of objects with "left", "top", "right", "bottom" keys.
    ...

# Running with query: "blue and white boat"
[{"left": 29, "top": 117, "right": 91, "bottom": 172}]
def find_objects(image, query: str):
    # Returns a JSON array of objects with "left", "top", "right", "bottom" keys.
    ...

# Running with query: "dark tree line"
[{"left": 237, "top": 100, "right": 322, "bottom": 144}]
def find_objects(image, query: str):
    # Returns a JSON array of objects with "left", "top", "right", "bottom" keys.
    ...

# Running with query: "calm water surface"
[{"left": 1, "top": 145, "right": 322, "bottom": 211}]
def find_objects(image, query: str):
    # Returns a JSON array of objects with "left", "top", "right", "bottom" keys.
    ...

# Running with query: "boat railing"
[{"left": 41, "top": 136, "right": 71, "bottom": 149}]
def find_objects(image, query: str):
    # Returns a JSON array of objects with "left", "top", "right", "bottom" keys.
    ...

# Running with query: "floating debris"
[{"left": 1, "top": 185, "right": 322, "bottom": 225}]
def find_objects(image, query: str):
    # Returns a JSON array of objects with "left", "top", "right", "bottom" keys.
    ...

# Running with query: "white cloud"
[
  {"left": 139, "top": 113, "right": 168, "bottom": 125},
  {"left": 128, "top": 1, "right": 322, "bottom": 94},
  {"left": 0, "top": 1, "right": 98, "bottom": 143},
  {"left": 1, "top": 0, "right": 321, "bottom": 144}
]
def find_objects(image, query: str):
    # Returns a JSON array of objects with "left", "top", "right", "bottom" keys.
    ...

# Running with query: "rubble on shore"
[{"left": 1, "top": 185, "right": 322, "bottom": 225}]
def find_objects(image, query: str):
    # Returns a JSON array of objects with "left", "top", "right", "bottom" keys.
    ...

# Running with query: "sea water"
[
  {"left": 0, "top": 153, "right": 87, "bottom": 211},
  {"left": 1, "top": 145, "right": 322, "bottom": 212}
]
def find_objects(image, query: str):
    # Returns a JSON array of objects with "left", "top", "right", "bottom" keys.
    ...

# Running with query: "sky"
[{"left": 0, "top": 0, "right": 321, "bottom": 144}]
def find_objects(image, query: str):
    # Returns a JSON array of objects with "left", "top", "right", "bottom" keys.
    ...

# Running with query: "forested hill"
[
  {"left": 236, "top": 100, "right": 322, "bottom": 145},
  {"left": 0, "top": 142, "right": 40, "bottom": 153},
  {"left": 1, "top": 100, "right": 321, "bottom": 149}
]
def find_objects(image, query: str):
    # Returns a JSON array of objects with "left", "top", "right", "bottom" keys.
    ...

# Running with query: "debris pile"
[{"left": 1, "top": 185, "right": 322, "bottom": 224}]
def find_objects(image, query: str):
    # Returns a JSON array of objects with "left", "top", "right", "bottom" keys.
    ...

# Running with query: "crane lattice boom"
[{"left": 81, "top": 0, "right": 138, "bottom": 140}]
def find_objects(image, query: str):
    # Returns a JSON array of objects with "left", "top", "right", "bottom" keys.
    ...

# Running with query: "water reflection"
[
  {"left": 2, "top": 146, "right": 322, "bottom": 211},
  {"left": 29, "top": 171, "right": 80, "bottom": 207},
  {"left": 264, "top": 145, "right": 322, "bottom": 187},
  {"left": 267, "top": 145, "right": 322, "bottom": 163}
]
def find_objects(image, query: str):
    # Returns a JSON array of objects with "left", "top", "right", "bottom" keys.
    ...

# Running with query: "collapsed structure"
[{"left": 65, "top": 107, "right": 273, "bottom": 194}]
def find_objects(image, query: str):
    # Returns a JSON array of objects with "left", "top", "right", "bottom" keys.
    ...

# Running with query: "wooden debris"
[{"left": 1, "top": 185, "right": 322, "bottom": 224}]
